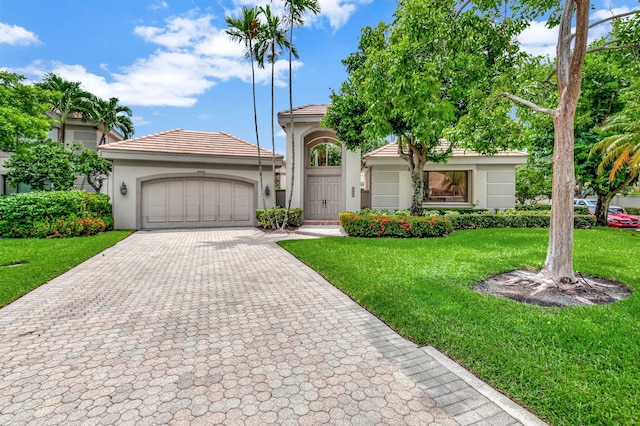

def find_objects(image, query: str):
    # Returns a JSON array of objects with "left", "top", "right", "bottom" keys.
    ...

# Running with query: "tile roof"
[
  {"left": 99, "top": 128, "right": 282, "bottom": 158},
  {"left": 278, "top": 104, "right": 329, "bottom": 117},
  {"left": 365, "top": 141, "right": 527, "bottom": 158}
]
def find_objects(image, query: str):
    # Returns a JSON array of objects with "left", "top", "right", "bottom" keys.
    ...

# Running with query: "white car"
[
  {"left": 573, "top": 198, "right": 597, "bottom": 207},
  {"left": 574, "top": 198, "right": 623, "bottom": 211}
]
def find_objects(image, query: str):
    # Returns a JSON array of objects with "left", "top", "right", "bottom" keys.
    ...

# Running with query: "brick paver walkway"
[{"left": 0, "top": 228, "right": 546, "bottom": 425}]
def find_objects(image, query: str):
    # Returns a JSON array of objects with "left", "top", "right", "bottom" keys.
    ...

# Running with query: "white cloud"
[
  {"left": 518, "top": 5, "right": 631, "bottom": 59},
  {"left": 0, "top": 22, "right": 40, "bottom": 46},
  {"left": 19, "top": 13, "right": 302, "bottom": 108},
  {"left": 132, "top": 115, "right": 151, "bottom": 126},
  {"left": 591, "top": 6, "right": 632, "bottom": 22},
  {"left": 134, "top": 15, "right": 214, "bottom": 50},
  {"left": 518, "top": 20, "right": 558, "bottom": 58},
  {"left": 149, "top": 0, "right": 169, "bottom": 10},
  {"left": 229, "top": 0, "right": 370, "bottom": 31}
]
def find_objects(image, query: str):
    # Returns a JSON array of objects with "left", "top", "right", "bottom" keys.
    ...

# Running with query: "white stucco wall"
[{"left": 110, "top": 159, "right": 275, "bottom": 229}]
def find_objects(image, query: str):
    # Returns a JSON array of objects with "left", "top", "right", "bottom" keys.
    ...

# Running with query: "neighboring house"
[
  {"left": 47, "top": 111, "right": 125, "bottom": 150},
  {"left": 99, "top": 129, "right": 282, "bottom": 230},
  {"left": 0, "top": 111, "right": 124, "bottom": 195},
  {"left": 279, "top": 104, "right": 527, "bottom": 221}
]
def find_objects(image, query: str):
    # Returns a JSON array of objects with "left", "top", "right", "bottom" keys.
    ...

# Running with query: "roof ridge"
[
  {"left": 218, "top": 131, "right": 279, "bottom": 156},
  {"left": 278, "top": 103, "right": 331, "bottom": 115},
  {"left": 118, "top": 128, "right": 183, "bottom": 144}
]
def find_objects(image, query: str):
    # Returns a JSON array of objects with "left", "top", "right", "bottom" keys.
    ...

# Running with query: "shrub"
[
  {"left": 340, "top": 212, "right": 453, "bottom": 238},
  {"left": 0, "top": 190, "right": 113, "bottom": 238},
  {"left": 516, "top": 204, "right": 589, "bottom": 215},
  {"left": 626, "top": 207, "right": 639, "bottom": 215},
  {"left": 444, "top": 213, "right": 595, "bottom": 230},
  {"left": 255, "top": 207, "right": 303, "bottom": 228},
  {"left": 515, "top": 204, "right": 551, "bottom": 211}
]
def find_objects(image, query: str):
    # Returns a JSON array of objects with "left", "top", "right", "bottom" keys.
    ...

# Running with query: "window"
[
  {"left": 423, "top": 171, "right": 469, "bottom": 203},
  {"left": 309, "top": 143, "right": 341, "bottom": 167}
]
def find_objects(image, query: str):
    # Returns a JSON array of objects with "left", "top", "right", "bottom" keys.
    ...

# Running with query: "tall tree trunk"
[
  {"left": 409, "top": 158, "right": 426, "bottom": 216},
  {"left": 270, "top": 47, "right": 281, "bottom": 229},
  {"left": 595, "top": 195, "right": 610, "bottom": 226},
  {"left": 282, "top": 19, "right": 295, "bottom": 230},
  {"left": 59, "top": 123, "right": 66, "bottom": 144},
  {"left": 541, "top": 111, "right": 576, "bottom": 283},
  {"left": 539, "top": 0, "right": 590, "bottom": 284},
  {"left": 250, "top": 40, "right": 270, "bottom": 227}
]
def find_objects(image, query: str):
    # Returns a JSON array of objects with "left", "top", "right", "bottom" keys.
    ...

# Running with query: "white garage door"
[{"left": 141, "top": 177, "right": 254, "bottom": 229}]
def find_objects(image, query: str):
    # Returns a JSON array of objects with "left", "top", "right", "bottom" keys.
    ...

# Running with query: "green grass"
[
  {"left": 0, "top": 231, "right": 133, "bottom": 308},
  {"left": 279, "top": 228, "right": 640, "bottom": 426}
]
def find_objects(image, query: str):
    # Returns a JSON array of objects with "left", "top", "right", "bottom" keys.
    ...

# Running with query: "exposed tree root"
[{"left": 473, "top": 270, "right": 631, "bottom": 307}]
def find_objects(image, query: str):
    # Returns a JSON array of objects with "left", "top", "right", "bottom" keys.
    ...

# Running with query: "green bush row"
[
  {"left": 358, "top": 207, "right": 488, "bottom": 216},
  {"left": 340, "top": 212, "right": 453, "bottom": 238},
  {"left": 626, "top": 207, "right": 639, "bottom": 215},
  {"left": 0, "top": 190, "right": 113, "bottom": 238},
  {"left": 444, "top": 213, "right": 595, "bottom": 230},
  {"left": 516, "top": 204, "right": 589, "bottom": 215},
  {"left": 255, "top": 207, "right": 303, "bottom": 228},
  {"left": 2, "top": 213, "right": 108, "bottom": 238}
]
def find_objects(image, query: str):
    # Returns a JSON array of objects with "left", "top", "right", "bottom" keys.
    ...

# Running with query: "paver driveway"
[{"left": 0, "top": 228, "right": 545, "bottom": 425}]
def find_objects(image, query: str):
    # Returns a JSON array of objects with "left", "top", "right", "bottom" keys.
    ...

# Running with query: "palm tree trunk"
[
  {"left": 270, "top": 46, "right": 281, "bottom": 229},
  {"left": 282, "top": 19, "right": 295, "bottom": 230},
  {"left": 250, "top": 40, "right": 271, "bottom": 227}
]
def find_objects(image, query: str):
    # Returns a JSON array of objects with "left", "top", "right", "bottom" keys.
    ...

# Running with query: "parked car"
[
  {"left": 574, "top": 198, "right": 625, "bottom": 211},
  {"left": 587, "top": 206, "right": 640, "bottom": 229},
  {"left": 574, "top": 198, "right": 597, "bottom": 207}
]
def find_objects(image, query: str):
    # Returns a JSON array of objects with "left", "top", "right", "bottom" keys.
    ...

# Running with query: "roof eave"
[{"left": 100, "top": 150, "right": 284, "bottom": 166}]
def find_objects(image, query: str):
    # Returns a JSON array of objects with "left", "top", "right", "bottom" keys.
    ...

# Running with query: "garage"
[
  {"left": 99, "top": 129, "right": 282, "bottom": 230},
  {"left": 141, "top": 177, "right": 253, "bottom": 229}
]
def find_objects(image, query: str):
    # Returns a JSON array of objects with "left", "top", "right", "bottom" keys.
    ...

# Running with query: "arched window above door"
[{"left": 308, "top": 143, "right": 342, "bottom": 167}]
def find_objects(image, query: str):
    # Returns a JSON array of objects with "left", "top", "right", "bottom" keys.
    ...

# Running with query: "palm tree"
[
  {"left": 38, "top": 73, "right": 93, "bottom": 144},
  {"left": 256, "top": 4, "right": 298, "bottom": 228},
  {"left": 91, "top": 96, "right": 134, "bottom": 144},
  {"left": 590, "top": 106, "right": 640, "bottom": 223},
  {"left": 282, "top": 0, "right": 320, "bottom": 229},
  {"left": 226, "top": 7, "right": 270, "bottom": 215}
]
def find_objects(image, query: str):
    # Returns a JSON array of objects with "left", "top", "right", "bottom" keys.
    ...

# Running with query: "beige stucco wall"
[
  {"left": 109, "top": 159, "right": 276, "bottom": 229},
  {"left": 284, "top": 121, "right": 361, "bottom": 218},
  {"left": 368, "top": 156, "right": 525, "bottom": 211}
]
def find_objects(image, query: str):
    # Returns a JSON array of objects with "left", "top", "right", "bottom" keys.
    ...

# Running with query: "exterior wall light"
[
  {"left": 120, "top": 182, "right": 128, "bottom": 195},
  {"left": 264, "top": 185, "right": 270, "bottom": 196}
]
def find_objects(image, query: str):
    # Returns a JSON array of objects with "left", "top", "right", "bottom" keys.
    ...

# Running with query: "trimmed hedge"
[
  {"left": 516, "top": 204, "right": 589, "bottom": 215},
  {"left": 444, "top": 213, "right": 595, "bottom": 230},
  {"left": 0, "top": 190, "right": 113, "bottom": 238},
  {"left": 626, "top": 207, "right": 639, "bottom": 215},
  {"left": 340, "top": 212, "right": 453, "bottom": 238},
  {"left": 256, "top": 207, "right": 303, "bottom": 228}
]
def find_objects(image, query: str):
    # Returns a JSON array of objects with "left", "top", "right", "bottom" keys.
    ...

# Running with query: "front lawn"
[
  {"left": 0, "top": 231, "right": 133, "bottom": 308},
  {"left": 279, "top": 228, "right": 640, "bottom": 426}
]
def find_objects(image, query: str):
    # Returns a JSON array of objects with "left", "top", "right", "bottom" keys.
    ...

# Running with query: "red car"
[{"left": 588, "top": 206, "right": 640, "bottom": 229}]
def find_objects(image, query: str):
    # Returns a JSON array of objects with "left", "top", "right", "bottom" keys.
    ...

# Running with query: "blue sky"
[{"left": 1, "top": 0, "right": 638, "bottom": 155}]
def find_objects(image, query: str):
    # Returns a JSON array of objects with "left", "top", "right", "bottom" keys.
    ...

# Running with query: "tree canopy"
[
  {"left": 324, "top": 0, "right": 526, "bottom": 214},
  {"left": 0, "top": 72, "right": 56, "bottom": 151}
]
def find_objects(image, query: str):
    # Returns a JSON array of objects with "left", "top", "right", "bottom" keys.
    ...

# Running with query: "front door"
[{"left": 306, "top": 175, "right": 341, "bottom": 220}]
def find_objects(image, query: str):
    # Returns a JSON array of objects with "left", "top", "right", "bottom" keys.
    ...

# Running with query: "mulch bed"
[{"left": 473, "top": 269, "right": 632, "bottom": 307}]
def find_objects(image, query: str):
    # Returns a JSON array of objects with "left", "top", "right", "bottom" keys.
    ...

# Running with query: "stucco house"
[
  {"left": 99, "top": 129, "right": 282, "bottom": 229},
  {"left": 279, "top": 104, "right": 527, "bottom": 221},
  {"left": 363, "top": 142, "right": 528, "bottom": 211},
  {"left": 0, "top": 111, "right": 124, "bottom": 195}
]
